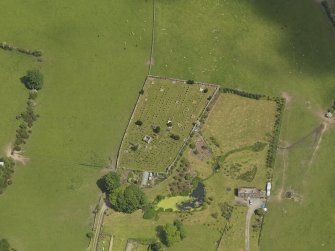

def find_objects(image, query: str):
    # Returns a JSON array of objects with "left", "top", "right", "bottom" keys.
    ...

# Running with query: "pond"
[{"left": 177, "top": 182, "right": 205, "bottom": 211}]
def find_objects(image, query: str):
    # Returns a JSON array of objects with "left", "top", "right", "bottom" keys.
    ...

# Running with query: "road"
[
  {"left": 91, "top": 203, "right": 107, "bottom": 251},
  {"left": 245, "top": 198, "right": 263, "bottom": 251}
]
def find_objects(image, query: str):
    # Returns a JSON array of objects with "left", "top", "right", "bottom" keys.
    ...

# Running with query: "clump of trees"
[
  {"left": 266, "top": 97, "right": 285, "bottom": 173},
  {"left": 0, "top": 158, "right": 15, "bottom": 194},
  {"left": 22, "top": 69, "right": 44, "bottom": 90},
  {"left": 12, "top": 89, "right": 41, "bottom": 153},
  {"left": 158, "top": 220, "right": 186, "bottom": 247},
  {"left": 104, "top": 172, "right": 148, "bottom": 213}
]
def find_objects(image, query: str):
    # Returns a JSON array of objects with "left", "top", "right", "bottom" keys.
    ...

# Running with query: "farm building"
[
  {"left": 0, "top": 161, "right": 4, "bottom": 167},
  {"left": 237, "top": 187, "right": 265, "bottom": 200}
]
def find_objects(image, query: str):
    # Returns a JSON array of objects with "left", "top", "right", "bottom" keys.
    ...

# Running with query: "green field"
[
  {"left": 1, "top": 0, "right": 335, "bottom": 250},
  {"left": 118, "top": 78, "right": 216, "bottom": 172},
  {"left": 151, "top": 0, "right": 335, "bottom": 250},
  {"left": 0, "top": 1, "right": 152, "bottom": 251}
]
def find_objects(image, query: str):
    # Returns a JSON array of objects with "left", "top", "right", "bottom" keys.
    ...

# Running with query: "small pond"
[{"left": 177, "top": 182, "right": 205, "bottom": 211}]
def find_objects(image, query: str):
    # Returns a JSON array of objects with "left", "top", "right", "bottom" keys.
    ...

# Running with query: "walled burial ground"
[
  {"left": 101, "top": 90, "right": 278, "bottom": 251},
  {"left": 118, "top": 77, "right": 216, "bottom": 172}
]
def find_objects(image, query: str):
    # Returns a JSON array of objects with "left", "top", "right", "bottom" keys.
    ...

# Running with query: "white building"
[{"left": 0, "top": 161, "right": 4, "bottom": 167}]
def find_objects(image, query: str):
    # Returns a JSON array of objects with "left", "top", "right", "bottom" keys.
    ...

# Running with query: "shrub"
[
  {"left": 135, "top": 120, "right": 143, "bottom": 126},
  {"left": 170, "top": 134, "right": 180, "bottom": 140},
  {"left": 22, "top": 69, "right": 44, "bottom": 90},
  {"left": 143, "top": 204, "right": 157, "bottom": 220},
  {"left": 153, "top": 126, "right": 160, "bottom": 134},
  {"left": 186, "top": 80, "right": 194, "bottom": 84},
  {"left": 28, "top": 91, "right": 38, "bottom": 100},
  {"left": 220, "top": 202, "right": 234, "bottom": 221}
]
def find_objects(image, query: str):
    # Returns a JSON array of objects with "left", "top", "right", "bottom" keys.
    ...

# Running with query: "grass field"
[
  {"left": 151, "top": 0, "right": 335, "bottom": 250},
  {"left": 0, "top": 1, "right": 152, "bottom": 251},
  {"left": 118, "top": 78, "right": 215, "bottom": 172},
  {"left": 1, "top": 0, "right": 335, "bottom": 250}
]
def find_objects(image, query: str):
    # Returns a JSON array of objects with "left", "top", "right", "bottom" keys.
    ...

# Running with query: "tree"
[
  {"left": 104, "top": 172, "right": 121, "bottom": 193},
  {"left": 22, "top": 69, "right": 43, "bottom": 90},
  {"left": 110, "top": 184, "right": 147, "bottom": 213},
  {"left": 153, "top": 126, "right": 160, "bottom": 134},
  {"left": 135, "top": 120, "right": 143, "bottom": 126}
]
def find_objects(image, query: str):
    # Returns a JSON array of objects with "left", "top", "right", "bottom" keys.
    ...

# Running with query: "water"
[{"left": 177, "top": 183, "right": 205, "bottom": 211}]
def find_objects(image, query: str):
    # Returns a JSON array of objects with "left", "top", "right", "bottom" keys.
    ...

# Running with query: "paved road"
[{"left": 245, "top": 198, "right": 263, "bottom": 251}]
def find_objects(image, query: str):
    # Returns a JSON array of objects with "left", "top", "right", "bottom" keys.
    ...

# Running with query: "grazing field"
[
  {"left": 0, "top": 1, "right": 152, "bottom": 251},
  {"left": 151, "top": 0, "right": 335, "bottom": 249},
  {"left": 118, "top": 78, "right": 216, "bottom": 172}
]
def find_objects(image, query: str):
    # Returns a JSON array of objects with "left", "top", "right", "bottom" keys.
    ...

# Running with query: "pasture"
[
  {"left": 151, "top": 0, "right": 335, "bottom": 249},
  {"left": 118, "top": 78, "right": 216, "bottom": 172},
  {"left": 0, "top": 1, "right": 152, "bottom": 251},
  {"left": 1, "top": 0, "right": 335, "bottom": 250}
]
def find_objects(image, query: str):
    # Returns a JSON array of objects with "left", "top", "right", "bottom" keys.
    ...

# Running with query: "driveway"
[{"left": 245, "top": 198, "right": 263, "bottom": 251}]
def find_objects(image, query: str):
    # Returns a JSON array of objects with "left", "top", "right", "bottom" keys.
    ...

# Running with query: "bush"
[
  {"left": 186, "top": 80, "right": 194, "bottom": 84},
  {"left": 189, "top": 143, "right": 196, "bottom": 149},
  {"left": 153, "top": 126, "right": 160, "bottom": 133},
  {"left": 135, "top": 120, "right": 143, "bottom": 126},
  {"left": 143, "top": 204, "right": 157, "bottom": 220},
  {"left": 22, "top": 69, "right": 43, "bottom": 90},
  {"left": 220, "top": 202, "right": 233, "bottom": 221},
  {"left": 170, "top": 134, "right": 180, "bottom": 140}
]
